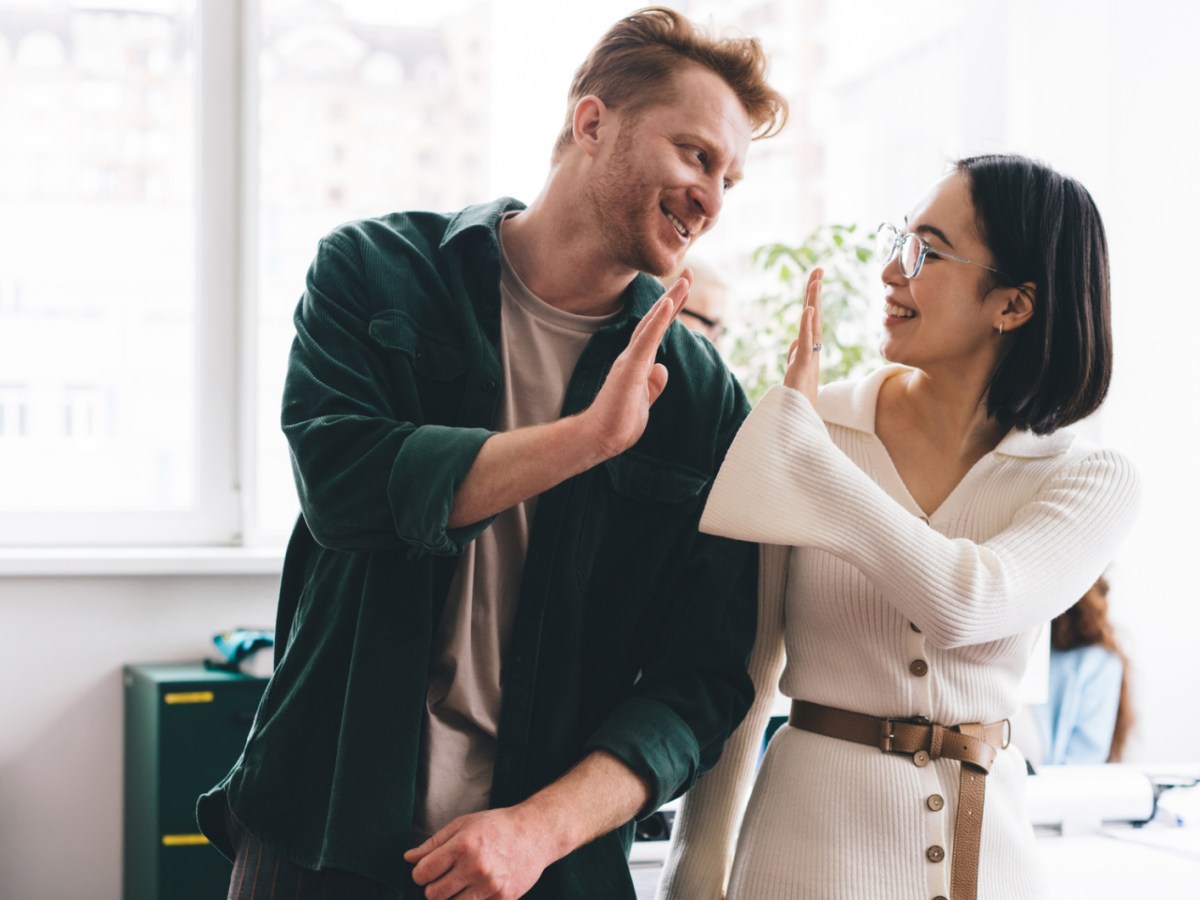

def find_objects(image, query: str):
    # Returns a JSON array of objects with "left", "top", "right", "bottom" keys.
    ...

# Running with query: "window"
[
  {"left": 5, "top": 0, "right": 1184, "bottom": 557},
  {"left": 0, "top": 0, "right": 236, "bottom": 543}
]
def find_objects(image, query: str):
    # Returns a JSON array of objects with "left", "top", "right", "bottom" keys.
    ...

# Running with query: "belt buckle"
[
  {"left": 1001, "top": 718, "right": 1012, "bottom": 750},
  {"left": 879, "top": 719, "right": 896, "bottom": 753}
]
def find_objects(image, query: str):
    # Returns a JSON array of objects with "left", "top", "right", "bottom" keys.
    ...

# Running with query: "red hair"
[{"left": 552, "top": 7, "right": 787, "bottom": 161}]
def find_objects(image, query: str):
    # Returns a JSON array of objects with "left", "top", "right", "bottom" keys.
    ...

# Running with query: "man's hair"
[
  {"left": 552, "top": 7, "right": 787, "bottom": 162},
  {"left": 956, "top": 153, "right": 1113, "bottom": 435}
]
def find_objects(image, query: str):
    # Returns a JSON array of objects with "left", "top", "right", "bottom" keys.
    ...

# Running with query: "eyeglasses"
[
  {"left": 679, "top": 307, "right": 726, "bottom": 339},
  {"left": 875, "top": 223, "right": 1004, "bottom": 280}
]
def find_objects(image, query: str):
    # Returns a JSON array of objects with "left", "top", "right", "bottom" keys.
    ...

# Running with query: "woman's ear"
[
  {"left": 571, "top": 95, "right": 610, "bottom": 159},
  {"left": 997, "top": 282, "right": 1036, "bottom": 332}
]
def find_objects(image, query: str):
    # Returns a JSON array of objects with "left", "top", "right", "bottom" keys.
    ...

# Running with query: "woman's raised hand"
[{"left": 783, "top": 267, "right": 823, "bottom": 406}]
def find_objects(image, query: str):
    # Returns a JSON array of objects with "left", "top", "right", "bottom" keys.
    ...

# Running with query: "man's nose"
[{"left": 688, "top": 176, "right": 724, "bottom": 228}]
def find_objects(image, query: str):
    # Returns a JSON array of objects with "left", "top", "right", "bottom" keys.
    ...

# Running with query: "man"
[{"left": 198, "top": 8, "right": 787, "bottom": 899}]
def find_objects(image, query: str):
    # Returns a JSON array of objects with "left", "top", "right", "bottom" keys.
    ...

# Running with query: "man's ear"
[
  {"left": 996, "top": 282, "right": 1037, "bottom": 332},
  {"left": 572, "top": 95, "right": 610, "bottom": 159}
]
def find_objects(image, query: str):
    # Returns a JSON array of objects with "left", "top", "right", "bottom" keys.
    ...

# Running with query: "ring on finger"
[{"left": 812, "top": 342, "right": 823, "bottom": 351}]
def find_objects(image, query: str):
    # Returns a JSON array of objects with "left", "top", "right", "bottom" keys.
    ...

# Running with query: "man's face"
[{"left": 586, "top": 66, "right": 753, "bottom": 278}]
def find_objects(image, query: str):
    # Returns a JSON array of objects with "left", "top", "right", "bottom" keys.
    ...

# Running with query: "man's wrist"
[
  {"left": 511, "top": 791, "right": 582, "bottom": 862},
  {"left": 558, "top": 410, "right": 618, "bottom": 472}
]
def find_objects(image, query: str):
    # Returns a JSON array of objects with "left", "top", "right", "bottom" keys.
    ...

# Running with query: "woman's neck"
[{"left": 881, "top": 367, "right": 1009, "bottom": 460}]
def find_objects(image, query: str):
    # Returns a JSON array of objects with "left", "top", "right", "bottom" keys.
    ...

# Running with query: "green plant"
[{"left": 730, "top": 223, "right": 883, "bottom": 404}]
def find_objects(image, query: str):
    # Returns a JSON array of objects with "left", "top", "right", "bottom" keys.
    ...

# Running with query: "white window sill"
[{"left": 0, "top": 546, "right": 286, "bottom": 577}]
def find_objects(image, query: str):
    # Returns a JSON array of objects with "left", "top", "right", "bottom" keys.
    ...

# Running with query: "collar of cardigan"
[{"left": 817, "top": 364, "right": 1076, "bottom": 459}]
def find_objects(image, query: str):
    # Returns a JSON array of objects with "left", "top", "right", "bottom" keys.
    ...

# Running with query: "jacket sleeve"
[
  {"left": 700, "top": 385, "right": 1142, "bottom": 649},
  {"left": 655, "top": 543, "right": 790, "bottom": 900},
  {"left": 579, "top": 372, "right": 760, "bottom": 815},
  {"left": 282, "top": 233, "right": 495, "bottom": 554}
]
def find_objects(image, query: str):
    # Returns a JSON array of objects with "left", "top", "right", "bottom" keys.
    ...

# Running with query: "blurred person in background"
[
  {"left": 673, "top": 257, "right": 729, "bottom": 348},
  {"left": 1035, "top": 575, "right": 1133, "bottom": 764}
]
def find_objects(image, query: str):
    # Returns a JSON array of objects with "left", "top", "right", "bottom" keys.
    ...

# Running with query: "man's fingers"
[
  {"left": 646, "top": 363, "right": 669, "bottom": 407},
  {"left": 405, "top": 824, "right": 454, "bottom": 864},
  {"left": 421, "top": 864, "right": 474, "bottom": 900},
  {"left": 411, "top": 844, "right": 458, "bottom": 886},
  {"left": 629, "top": 279, "right": 688, "bottom": 356}
]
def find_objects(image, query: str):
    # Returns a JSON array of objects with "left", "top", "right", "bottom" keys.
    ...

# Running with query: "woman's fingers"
[
  {"left": 805, "top": 267, "right": 824, "bottom": 345},
  {"left": 782, "top": 268, "right": 823, "bottom": 404}
]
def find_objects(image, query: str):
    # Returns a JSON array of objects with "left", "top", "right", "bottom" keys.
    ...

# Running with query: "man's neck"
[{"left": 501, "top": 178, "right": 639, "bottom": 317}]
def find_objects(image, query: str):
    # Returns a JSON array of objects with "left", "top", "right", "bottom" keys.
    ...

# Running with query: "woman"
[
  {"left": 657, "top": 155, "right": 1140, "bottom": 900},
  {"left": 1036, "top": 576, "right": 1134, "bottom": 764}
]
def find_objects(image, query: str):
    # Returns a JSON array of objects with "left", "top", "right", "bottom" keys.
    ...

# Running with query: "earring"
[{"left": 996, "top": 322, "right": 1005, "bottom": 336}]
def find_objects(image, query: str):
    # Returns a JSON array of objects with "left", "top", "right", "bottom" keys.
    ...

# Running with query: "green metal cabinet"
[{"left": 123, "top": 662, "right": 267, "bottom": 900}]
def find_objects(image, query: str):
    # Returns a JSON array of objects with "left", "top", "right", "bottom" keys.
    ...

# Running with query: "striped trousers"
[{"left": 225, "top": 808, "right": 408, "bottom": 900}]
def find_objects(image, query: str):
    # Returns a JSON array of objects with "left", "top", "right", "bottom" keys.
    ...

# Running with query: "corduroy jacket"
[{"left": 197, "top": 197, "right": 758, "bottom": 897}]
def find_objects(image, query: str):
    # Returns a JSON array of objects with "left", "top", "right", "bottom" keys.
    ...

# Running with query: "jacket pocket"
[
  {"left": 368, "top": 310, "right": 468, "bottom": 380},
  {"left": 574, "top": 451, "right": 709, "bottom": 598},
  {"left": 368, "top": 310, "right": 469, "bottom": 424}
]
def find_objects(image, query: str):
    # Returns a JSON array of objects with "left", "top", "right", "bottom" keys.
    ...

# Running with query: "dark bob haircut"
[{"left": 956, "top": 154, "right": 1112, "bottom": 435}]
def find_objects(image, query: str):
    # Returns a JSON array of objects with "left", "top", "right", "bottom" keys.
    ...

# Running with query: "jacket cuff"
[
  {"left": 389, "top": 424, "right": 496, "bottom": 555},
  {"left": 583, "top": 696, "right": 699, "bottom": 816}
]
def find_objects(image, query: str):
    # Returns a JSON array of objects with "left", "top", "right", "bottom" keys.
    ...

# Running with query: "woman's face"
[{"left": 879, "top": 172, "right": 1008, "bottom": 374}]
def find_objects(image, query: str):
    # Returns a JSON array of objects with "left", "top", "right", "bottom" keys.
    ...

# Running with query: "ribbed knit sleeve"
[
  {"left": 655, "top": 543, "right": 789, "bottom": 900},
  {"left": 700, "top": 385, "right": 1141, "bottom": 650}
]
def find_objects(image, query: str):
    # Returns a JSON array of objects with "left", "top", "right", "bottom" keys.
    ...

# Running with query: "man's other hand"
[{"left": 405, "top": 806, "right": 555, "bottom": 900}]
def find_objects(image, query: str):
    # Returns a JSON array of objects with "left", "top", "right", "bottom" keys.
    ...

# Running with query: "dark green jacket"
[{"left": 198, "top": 198, "right": 758, "bottom": 898}]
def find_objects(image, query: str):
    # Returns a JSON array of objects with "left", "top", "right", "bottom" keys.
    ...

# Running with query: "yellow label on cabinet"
[
  {"left": 161, "top": 834, "right": 211, "bottom": 846},
  {"left": 163, "top": 691, "right": 214, "bottom": 704}
]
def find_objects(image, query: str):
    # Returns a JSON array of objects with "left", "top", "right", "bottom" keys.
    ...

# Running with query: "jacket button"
[
  {"left": 926, "top": 794, "right": 945, "bottom": 812},
  {"left": 483, "top": 379, "right": 497, "bottom": 391},
  {"left": 909, "top": 659, "right": 929, "bottom": 677},
  {"left": 926, "top": 845, "right": 945, "bottom": 863},
  {"left": 913, "top": 750, "right": 930, "bottom": 767},
  {"left": 934, "top": 896, "right": 949, "bottom": 900}
]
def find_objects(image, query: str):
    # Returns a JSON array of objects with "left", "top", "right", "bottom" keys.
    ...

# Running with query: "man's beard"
[{"left": 587, "top": 142, "right": 680, "bottom": 278}]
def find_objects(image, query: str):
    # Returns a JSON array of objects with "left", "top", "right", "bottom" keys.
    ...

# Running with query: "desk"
[
  {"left": 630, "top": 768, "right": 1200, "bottom": 899},
  {"left": 1039, "top": 825, "right": 1200, "bottom": 897}
]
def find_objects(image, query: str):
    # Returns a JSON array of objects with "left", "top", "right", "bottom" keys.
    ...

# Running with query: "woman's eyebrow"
[{"left": 914, "top": 222, "right": 955, "bottom": 250}]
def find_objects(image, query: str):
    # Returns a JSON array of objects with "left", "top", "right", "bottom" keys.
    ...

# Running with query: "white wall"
[
  {"left": 0, "top": 574, "right": 278, "bottom": 900},
  {"left": 816, "top": 0, "right": 1200, "bottom": 764}
]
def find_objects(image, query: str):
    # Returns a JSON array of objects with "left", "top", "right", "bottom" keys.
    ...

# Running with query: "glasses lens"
[
  {"left": 899, "top": 233, "right": 923, "bottom": 277},
  {"left": 876, "top": 224, "right": 899, "bottom": 264}
]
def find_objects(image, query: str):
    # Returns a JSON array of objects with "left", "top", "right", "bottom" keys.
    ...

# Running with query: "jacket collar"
[
  {"left": 440, "top": 196, "right": 526, "bottom": 249},
  {"left": 440, "top": 197, "right": 661, "bottom": 325},
  {"left": 817, "top": 364, "right": 1075, "bottom": 459}
]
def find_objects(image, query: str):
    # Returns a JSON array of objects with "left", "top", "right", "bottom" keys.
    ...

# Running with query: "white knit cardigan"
[{"left": 657, "top": 367, "right": 1140, "bottom": 900}]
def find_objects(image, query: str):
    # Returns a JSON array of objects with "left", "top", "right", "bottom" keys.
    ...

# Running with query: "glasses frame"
[
  {"left": 876, "top": 222, "right": 1005, "bottom": 280},
  {"left": 679, "top": 307, "right": 726, "bottom": 338}
]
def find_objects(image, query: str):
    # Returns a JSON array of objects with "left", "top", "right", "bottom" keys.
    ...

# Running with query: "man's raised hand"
[{"left": 581, "top": 270, "right": 690, "bottom": 459}]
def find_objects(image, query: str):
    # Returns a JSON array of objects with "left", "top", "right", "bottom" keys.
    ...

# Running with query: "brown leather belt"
[{"left": 789, "top": 700, "right": 1010, "bottom": 900}]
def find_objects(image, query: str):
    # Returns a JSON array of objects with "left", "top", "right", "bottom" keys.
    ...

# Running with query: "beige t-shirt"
[{"left": 416, "top": 217, "right": 618, "bottom": 835}]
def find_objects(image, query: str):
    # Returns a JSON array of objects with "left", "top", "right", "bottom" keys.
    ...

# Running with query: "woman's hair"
[
  {"left": 552, "top": 6, "right": 787, "bottom": 162},
  {"left": 954, "top": 154, "right": 1113, "bottom": 435},
  {"left": 1050, "top": 576, "right": 1133, "bottom": 762}
]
